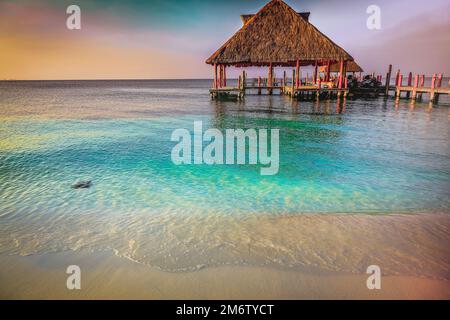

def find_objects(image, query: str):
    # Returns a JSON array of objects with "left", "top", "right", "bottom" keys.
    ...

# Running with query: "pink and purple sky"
[{"left": 1, "top": 0, "right": 449, "bottom": 80}]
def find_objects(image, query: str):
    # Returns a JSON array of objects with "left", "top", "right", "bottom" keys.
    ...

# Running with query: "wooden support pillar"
[
  {"left": 291, "top": 69, "right": 295, "bottom": 98},
  {"left": 430, "top": 74, "right": 436, "bottom": 102},
  {"left": 223, "top": 65, "right": 227, "bottom": 87},
  {"left": 295, "top": 60, "right": 300, "bottom": 87},
  {"left": 419, "top": 74, "right": 425, "bottom": 99},
  {"left": 385, "top": 64, "right": 392, "bottom": 96},
  {"left": 258, "top": 76, "right": 261, "bottom": 95},
  {"left": 283, "top": 71, "right": 287, "bottom": 89},
  {"left": 317, "top": 78, "right": 321, "bottom": 99},
  {"left": 395, "top": 70, "right": 400, "bottom": 88},
  {"left": 213, "top": 64, "right": 218, "bottom": 89},
  {"left": 396, "top": 74, "right": 403, "bottom": 98},
  {"left": 268, "top": 63, "right": 273, "bottom": 95},
  {"left": 343, "top": 61, "right": 347, "bottom": 79},
  {"left": 407, "top": 71, "right": 412, "bottom": 86},
  {"left": 435, "top": 73, "right": 443, "bottom": 103},
  {"left": 338, "top": 60, "right": 344, "bottom": 89},
  {"left": 313, "top": 60, "right": 318, "bottom": 84},
  {"left": 412, "top": 74, "right": 419, "bottom": 100},
  {"left": 326, "top": 60, "right": 331, "bottom": 82},
  {"left": 406, "top": 72, "right": 412, "bottom": 98},
  {"left": 268, "top": 64, "right": 272, "bottom": 87}
]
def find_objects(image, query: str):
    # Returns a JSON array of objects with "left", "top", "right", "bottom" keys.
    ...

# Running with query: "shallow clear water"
[{"left": 0, "top": 80, "right": 449, "bottom": 274}]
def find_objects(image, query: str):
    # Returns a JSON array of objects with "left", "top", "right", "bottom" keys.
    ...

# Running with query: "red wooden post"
[
  {"left": 222, "top": 65, "right": 226, "bottom": 88},
  {"left": 313, "top": 60, "right": 318, "bottom": 84},
  {"left": 267, "top": 63, "right": 273, "bottom": 95},
  {"left": 384, "top": 64, "right": 392, "bottom": 96},
  {"left": 221, "top": 65, "right": 224, "bottom": 87},
  {"left": 406, "top": 72, "right": 412, "bottom": 98},
  {"left": 223, "top": 65, "right": 227, "bottom": 87},
  {"left": 412, "top": 74, "right": 419, "bottom": 100},
  {"left": 396, "top": 74, "right": 403, "bottom": 98},
  {"left": 326, "top": 60, "right": 331, "bottom": 82},
  {"left": 317, "top": 78, "right": 321, "bottom": 89},
  {"left": 417, "top": 74, "right": 425, "bottom": 100},
  {"left": 413, "top": 75, "right": 419, "bottom": 88},
  {"left": 430, "top": 74, "right": 437, "bottom": 102},
  {"left": 292, "top": 69, "right": 295, "bottom": 94},
  {"left": 395, "top": 70, "right": 400, "bottom": 86},
  {"left": 344, "top": 77, "right": 348, "bottom": 89},
  {"left": 213, "top": 64, "right": 218, "bottom": 89},
  {"left": 295, "top": 59, "right": 300, "bottom": 87},
  {"left": 407, "top": 72, "right": 412, "bottom": 86},
  {"left": 338, "top": 60, "right": 344, "bottom": 89},
  {"left": 431, "top": 74, "right": 436, "bottom": 89},
  {"left": 268, "top": 63, "right": 273, "bottom": 87},
  {"left": 437, "top": 74, "right": 443, "bottom": 87}
]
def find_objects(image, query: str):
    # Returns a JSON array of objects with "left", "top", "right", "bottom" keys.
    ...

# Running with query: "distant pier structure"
[
  {"left": 389, "top": 70, "right": 449, "bottom": 103},
  {"left": 206, "top": 0, "right": 356, "bottom": 100}
]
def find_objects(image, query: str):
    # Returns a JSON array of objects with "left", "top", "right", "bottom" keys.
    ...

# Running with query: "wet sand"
[
  {"left": 0, "top": 250, "right": 449, "bottom": 300},
  {"left": 1, "top": 213, "right": 450, "bottom": 300}
]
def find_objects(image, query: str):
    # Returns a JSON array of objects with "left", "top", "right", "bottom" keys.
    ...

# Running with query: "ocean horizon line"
[{"left": 0, "top": 78, "right": 217, "bottom": 82}]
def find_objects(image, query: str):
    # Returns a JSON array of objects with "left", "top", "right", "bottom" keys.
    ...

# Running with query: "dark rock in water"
[{"left": 72, "top": 180, "right": 92, "bottom": 189}]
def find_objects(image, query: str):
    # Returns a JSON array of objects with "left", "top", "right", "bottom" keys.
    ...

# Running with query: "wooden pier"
[
  {"left": 210, "top": 68, "right": 448, "bottom": 104},
  {"left": 210, "top": 84, "right": 349, "bottom": 100},
  {"left": 204, "top": 1, "right": 447, "bottom": 104},
  {"left": 210, "top": 70, "right": 349, "bottom": 100},
  {"left": 391, "top": 73, "right": 449, "bottom": 103}
]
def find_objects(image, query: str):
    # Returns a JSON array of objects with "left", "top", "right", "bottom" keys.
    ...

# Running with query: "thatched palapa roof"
[
  {"left": 206, "top": 0, "right": 353, "bottom": 67},
  {"left": 240, "top": 11, "right": 310, "bottom": 25},
  {"left": 321, "top": 61, "right": 364, "bottom": 73}
]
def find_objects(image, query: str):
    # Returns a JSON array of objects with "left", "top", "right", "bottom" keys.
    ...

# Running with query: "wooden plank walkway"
[
  {"left": 396, "top": 87, "right": 450, "bottom": 94},
  {"left": 210, "top": 85, "right": 449, "bottom": 102},
  {"left": 210, "top": 85, "right": 349, "bottom": 100}
]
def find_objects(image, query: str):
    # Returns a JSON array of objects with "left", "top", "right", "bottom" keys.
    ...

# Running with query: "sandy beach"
[
  {"left": 1, "top": 212, "right": 449, "bottom": 300},
  {"left": 1, "top": 251, "right": 449, "bottom": 300}
]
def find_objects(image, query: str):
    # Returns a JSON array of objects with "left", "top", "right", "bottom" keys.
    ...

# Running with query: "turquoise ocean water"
[{"left": 0, "top": 80, "right": 449, "bottom": 274}]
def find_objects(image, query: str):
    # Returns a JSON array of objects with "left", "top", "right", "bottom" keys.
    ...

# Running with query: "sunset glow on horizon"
[{"left": 1, "top": 0, "right": 449, "bottom": 80}]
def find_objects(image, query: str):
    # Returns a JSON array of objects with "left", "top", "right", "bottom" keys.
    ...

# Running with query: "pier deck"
[
  {"left": 210, "top": 84, "right": 349, "bottom": 100},
  {"left": 394, "top": 86, "right": 450, "bottom": 101}
]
